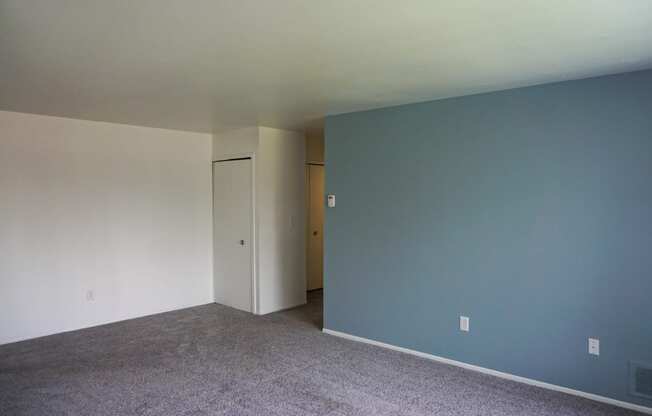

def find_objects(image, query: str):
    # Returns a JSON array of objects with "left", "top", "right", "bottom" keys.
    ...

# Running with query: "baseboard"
[
  {"left": 322, "top": 328, "right": 652, "bottom": 415},
  {"left": 0, "top": 301, "right": 214, "bottom": 346},
  {"left": 256, "top": 300, "right": 307, "bottom": 315}
]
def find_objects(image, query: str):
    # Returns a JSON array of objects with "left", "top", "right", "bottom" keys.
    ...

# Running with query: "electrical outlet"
[
  {"left": 460, "top": 316, "right": 470, "bottom": 332},
  {"left": 86, "top": 290, "right": 94, "bottom": 301},
  {"left": 589, "top": 338, "right": 600, "bottom": 356}
]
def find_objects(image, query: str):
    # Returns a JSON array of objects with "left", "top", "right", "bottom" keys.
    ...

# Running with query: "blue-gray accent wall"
[{"left": 324, "top": 69, "right": 652, "bottom": 407}]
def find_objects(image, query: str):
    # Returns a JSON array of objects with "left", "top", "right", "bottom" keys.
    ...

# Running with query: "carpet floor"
[{"left": 0, "top": 290, "right": 644, "bottom": 415}]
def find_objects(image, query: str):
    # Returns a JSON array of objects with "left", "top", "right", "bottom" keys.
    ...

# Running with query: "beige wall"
[
  {"left": 0, "top": 111, "right": 213, "bottom": 345},
  {"left": 305, "top": 130, "right": 324, "bottom": 164}
]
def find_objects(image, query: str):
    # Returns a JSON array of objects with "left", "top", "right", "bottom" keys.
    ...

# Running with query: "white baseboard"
[
  {"left": 257, "top": 300, "right": 307, "bottom": 316},
  {"left": 322, "top": 328, "right": 652, "bottom": 415},
  {"left": 1, "top": 300, "right": 214, "bottom": 346}
]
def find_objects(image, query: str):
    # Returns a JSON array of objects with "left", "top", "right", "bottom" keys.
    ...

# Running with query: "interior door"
[
  {"left": 307, "top": 164, "right": 324, "bottom": 290},
  {"left": 213, "top": 159, "right": 253, "bottom": 312}
]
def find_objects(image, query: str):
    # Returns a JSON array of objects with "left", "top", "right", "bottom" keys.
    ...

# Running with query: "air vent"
[{"left": 630, "top": 361, "right": 652, "bottom": 400}]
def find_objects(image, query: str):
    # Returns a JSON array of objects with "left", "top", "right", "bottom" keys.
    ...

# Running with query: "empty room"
[{"left": 1, "top": 1, "right": 651, "bottom": 415}]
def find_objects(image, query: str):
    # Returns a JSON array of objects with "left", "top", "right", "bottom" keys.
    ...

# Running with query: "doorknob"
[
  {"left": 312, "top": 231, "right": 318, "bottom": 236},
  {"left": 239, "top": 240, "right": 245, "bottom": 246}
]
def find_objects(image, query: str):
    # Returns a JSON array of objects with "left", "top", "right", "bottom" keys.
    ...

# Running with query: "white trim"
[
  {"left": 249, "top": 152, "right": 258, "bottom": 315},
  {"left": 322, "top": 328, "right": 652, "bottom": 415},
  {"left": 258, "top": 300, "right": 307, "bottom": 316}
]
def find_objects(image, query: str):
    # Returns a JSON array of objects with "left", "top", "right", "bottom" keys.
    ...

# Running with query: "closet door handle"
[{"left": 239, "top": 240, "right": 245, "bottom": 246}]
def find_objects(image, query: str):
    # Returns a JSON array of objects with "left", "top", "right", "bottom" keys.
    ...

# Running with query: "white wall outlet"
[
  {"left": 86, "top": 290, "right": 94, "bottom": 301},
  {"left": 589, "top": 338, "right": 600, "bottom": 356},
  {"left": 460, "top": 316, "right": 470, "bottom": 332}
]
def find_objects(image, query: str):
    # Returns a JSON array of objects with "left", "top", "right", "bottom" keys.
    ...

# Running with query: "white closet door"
[{"left": 213, "top": 159, "right": 253, "bottom": 312}]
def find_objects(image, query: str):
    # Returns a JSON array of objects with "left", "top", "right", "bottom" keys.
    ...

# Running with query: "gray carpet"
[{"left": 0, "top": 290, "right": 644, "bottom": 415}]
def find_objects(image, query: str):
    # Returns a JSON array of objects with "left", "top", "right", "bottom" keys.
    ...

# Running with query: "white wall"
[
  {"left": 0, "top": 111, "right": 213, "bottom": 345},
  {"left": 212, "top": 127, "right": 259, "bottom": 160},
  {"left": 212, "top": 126, "right": 306, "bottom": 315},
  {"left": 256, "top": 127, "right": 306, "bottom": 314}
]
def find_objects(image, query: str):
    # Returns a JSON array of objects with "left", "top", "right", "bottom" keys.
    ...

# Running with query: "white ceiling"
[{"left": 1, "top": 1, "right": 651, "bottom": 134}]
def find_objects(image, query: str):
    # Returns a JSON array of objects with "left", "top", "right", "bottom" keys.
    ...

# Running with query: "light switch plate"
[
  {"left": 460, "top": 316, "right": 470, "bottom": 332},
  {"left": 589, "top": 338, "right": 600, "bottom": 356}
]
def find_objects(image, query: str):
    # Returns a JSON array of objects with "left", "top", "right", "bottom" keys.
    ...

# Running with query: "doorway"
[
  {"left": 306, "top": 163, "right": 324, "bottom": 291},
  {"left": 212, "top": 158, "right": 254, "bottom": 313}
]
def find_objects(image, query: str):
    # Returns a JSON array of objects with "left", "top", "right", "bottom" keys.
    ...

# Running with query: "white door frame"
[{"left": 212, "top": 152, "right": 258, "bottom": 314}]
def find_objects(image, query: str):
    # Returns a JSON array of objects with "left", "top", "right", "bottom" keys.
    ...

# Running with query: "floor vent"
[{"left": 630, "top": 361, "right": 652, "bottom": 400}]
